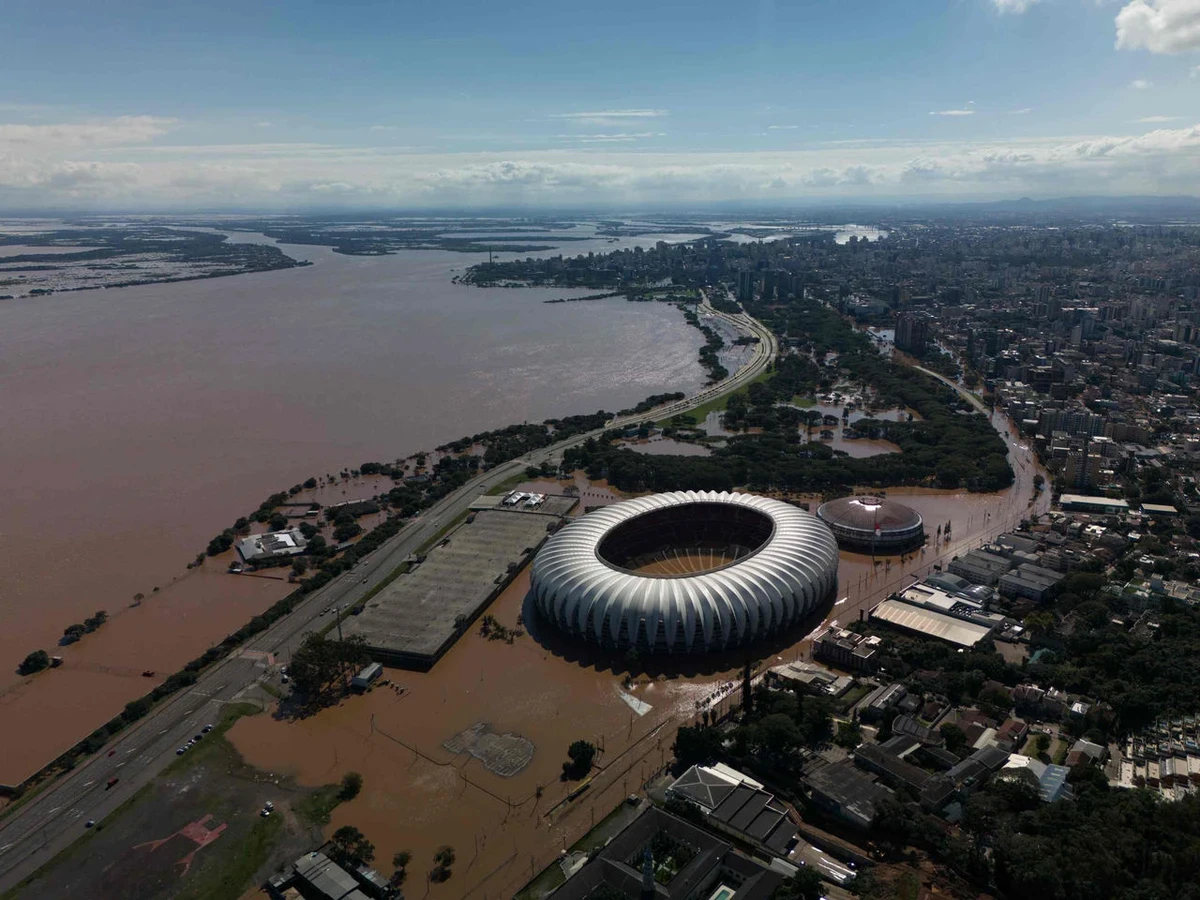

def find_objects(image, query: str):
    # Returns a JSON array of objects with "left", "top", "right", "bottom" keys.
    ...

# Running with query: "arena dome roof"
[
  {"left": 816, "top": 495, "right": 925, "bottom": 552},
  {"left": 530, "top": 491, "right": 839, "bottom": 653}
]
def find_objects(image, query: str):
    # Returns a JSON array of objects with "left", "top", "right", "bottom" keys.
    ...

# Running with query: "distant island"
[{"left": 0, "top": 227, "right": 307, "bottom": 298}]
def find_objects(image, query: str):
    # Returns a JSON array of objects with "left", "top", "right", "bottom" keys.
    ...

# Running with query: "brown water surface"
[
  {"left": 0, "top": 236, "right": 705, "bottom": 781},
  {"left": 229, "top": 570, "right": 725, "bottom": 900}
]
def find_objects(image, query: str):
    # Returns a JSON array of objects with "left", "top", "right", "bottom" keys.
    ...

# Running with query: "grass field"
[
  {"left": 656, "top": 368, "right": 773, "bottom": 428},
  {"left": 7, "top": 702, "right": 328, "bottom": 900}
]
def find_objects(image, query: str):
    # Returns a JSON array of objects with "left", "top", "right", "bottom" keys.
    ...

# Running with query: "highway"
[{"left": 0, "top": 296, "right": 775, "bottom": 894}]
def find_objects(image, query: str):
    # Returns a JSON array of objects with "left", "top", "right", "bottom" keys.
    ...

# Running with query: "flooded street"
[
  {"left": 0, "top": 236, "right": 705, "bottom": 783},
  {"left": 228, "top": 407, "right": 1050, "bottom": 898},
  {"left": 230, "top": 567, "right": 723, "bottom": 900}
]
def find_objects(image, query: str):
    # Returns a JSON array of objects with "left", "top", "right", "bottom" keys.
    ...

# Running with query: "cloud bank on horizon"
[{"left": 0, "top": 0, "right": 1197, "bottom": 210}]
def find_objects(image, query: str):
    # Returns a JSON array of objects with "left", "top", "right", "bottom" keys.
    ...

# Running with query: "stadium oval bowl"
[{"left": 530, "top": 490, "right": 839, "bottom": 653}]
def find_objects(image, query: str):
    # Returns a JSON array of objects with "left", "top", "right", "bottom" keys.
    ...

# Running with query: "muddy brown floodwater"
[
  {"left": 230, "top": 420, "right": 1050, "bottom": 898},
  {"left": 0, "top": 233, "right": 707, "bottom": 784},
  {"left": 230, "top": 568, "right": 731, "bottom": 900}
]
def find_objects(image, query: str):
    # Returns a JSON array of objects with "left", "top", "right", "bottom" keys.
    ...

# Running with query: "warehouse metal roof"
[{"left": 871, "top": 599, "right": 994, "bottom": 647}]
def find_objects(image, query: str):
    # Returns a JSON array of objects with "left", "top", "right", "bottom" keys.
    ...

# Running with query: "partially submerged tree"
[{"left": 562, "top": 740, "right": 597, "bottom": 780}]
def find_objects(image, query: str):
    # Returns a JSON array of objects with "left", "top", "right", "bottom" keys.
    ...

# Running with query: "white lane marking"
[{"left": 82, "top": 781, "right": 95, "bottom": 788}]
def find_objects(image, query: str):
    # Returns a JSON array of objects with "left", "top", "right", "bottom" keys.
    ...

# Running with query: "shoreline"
[
  {"left": 0, "top": 249, "right": 712, "bottom": 791},
  {"left": 0, "top": 319, "right": 750, "bottom": 795}
]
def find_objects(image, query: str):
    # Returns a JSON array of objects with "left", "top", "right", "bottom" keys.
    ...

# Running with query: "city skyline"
[{"left": 1, "top": 0, "right": 1199, "bottom": 209}]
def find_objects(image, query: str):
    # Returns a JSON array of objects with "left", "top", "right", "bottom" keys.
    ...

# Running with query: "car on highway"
[
  {"left": 194, "top": 733, "right": 203, "bottom": 741},
  {"left": 202, "top": 724, "right": 213, "bottom": 733},
  {"left": 176, "top": 747, "right": 187, "bottom": 755},
  {"left": 85, "top": 820, "right": 95, "bottom": 828},
  {"left": 105, "top": 777, "right": 119, "bottom": 789}
]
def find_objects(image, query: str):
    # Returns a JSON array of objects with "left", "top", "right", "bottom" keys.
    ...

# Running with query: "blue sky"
[{"left": 1, "top": 0, "right": 1198, "bottom": 208}]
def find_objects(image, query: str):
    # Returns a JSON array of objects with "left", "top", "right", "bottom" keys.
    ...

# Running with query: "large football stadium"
[{"left": 530, "top": 491, "right": 840, "bottom": 654}]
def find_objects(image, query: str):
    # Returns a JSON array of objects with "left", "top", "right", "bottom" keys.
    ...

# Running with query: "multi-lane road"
[{"left": 0, "top": 296, "right": 775, "bottom": 893}]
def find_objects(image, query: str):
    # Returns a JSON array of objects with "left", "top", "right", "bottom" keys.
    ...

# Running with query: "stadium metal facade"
[{"left": 531, "top": 491, "right": 839, "bottom": 653}]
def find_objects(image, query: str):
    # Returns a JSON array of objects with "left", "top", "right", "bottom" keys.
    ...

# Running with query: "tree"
[
  {"left": 750, "top": 713, "right": 804, "bottom": 758},
  {"left": 771, "top": 866, "right": 824, "bottom": 900},
  {"left": 672, "top": 725, "right": 723, "bottom": 768},
  {"left": 1033, "top": 732, "right": 1052, "bottom": 760},
  {"left": 431, "top": 844, "right": 456, "bottom": 882},
  {"left": 123, "top": 697, "right": 152, "bottom": 722},
  {"left": 562, "top": 740, "right": 596, "bottom": 780},
  {"left": 339, "top": 771, "right": 363, "bottom": 801},
  {"left": 288, "top": 632, "right": 370, "bottom": 703},
  {"left": 391, "top": 850, "right": 412, "bottom": 885},
  {"left": 797, "top": 695, "right": 833, "bottom": 746},
  {"left": 940, "top": 723, "right": 969, "bottom": 754},
  {"left": 330, "top": 825, "right": 375, "bottom": 866},
  {"left": 834, "top": 720, "right": 863, "bottom": 749},
  {"left": 17, "top": 649, "right": 50, "bottom": 676}
]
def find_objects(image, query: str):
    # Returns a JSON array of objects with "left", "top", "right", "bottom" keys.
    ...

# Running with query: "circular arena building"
[
  {"left": 816, "top": 495, "right": 924, "bottom": 553},
  {"left": 530, "top": 491, "right": 839, "bottom": 654}
]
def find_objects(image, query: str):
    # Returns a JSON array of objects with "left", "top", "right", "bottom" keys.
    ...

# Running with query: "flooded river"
[{"left": 0, "top": 234, "right": 707, "bottom": 783}]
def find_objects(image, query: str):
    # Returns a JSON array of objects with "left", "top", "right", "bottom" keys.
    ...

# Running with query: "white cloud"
[
  {"left": 930, "top": 109, "right": 976, "bottom": 116},
  {"left": 549, "top": 109, "right": 667, "bottom": 119},
  {"left": 5, "top": 114, "right": 1200, "bottom": 208},
  {"left": 557, "top": 132, "right": 665, "bottom": 143},
  {"left": 549, "top": 109, "right": 668, "bottom": 127},
  {"left": 1131, "top": 78, "right": 1155, "bottom": 88},
  {"left": 767, "top": 125, "right": 800, "bottom": 130},
  {"left": 1116, "top": 0, "right": 1200, "bottom": 54},
  {"left": 368, "top": 124, "right": 399, "bottom": 132},
  {"left": 254, "top": 121, "right": 273, "bottom": 128},
  {"left": 0, "top": 116, "right": 174, "bottom": 150},
  {"left": 1138, "top": 114, "right": 1180, "bottom": 121},
  {"left": 1192, "top": 63, "right": 1200, "bottom": 76},
  {"left": 1009, "top": 108, "right": 1034, "bottom": 114},
  {"left": 991, "top": 0, "right": 1042, "bottom": 13}
]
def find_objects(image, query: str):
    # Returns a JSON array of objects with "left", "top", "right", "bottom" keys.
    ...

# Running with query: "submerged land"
[
  {"left": 5, "top": 208, "right": 1200, "bottom": 900},
  {"left": 0, "top": 224, "right": 306, "bottom": 297}
]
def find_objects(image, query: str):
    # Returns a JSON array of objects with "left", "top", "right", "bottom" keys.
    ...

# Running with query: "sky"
[{"left": 1, "top": 0, "right": 1198, "bottom": 210}]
